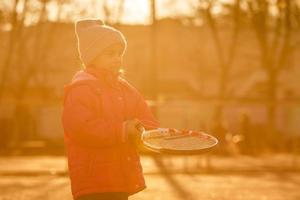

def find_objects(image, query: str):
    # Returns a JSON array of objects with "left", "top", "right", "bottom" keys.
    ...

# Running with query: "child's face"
[{"left": 91, "top": 43, "right": 124, "bottom": 73}]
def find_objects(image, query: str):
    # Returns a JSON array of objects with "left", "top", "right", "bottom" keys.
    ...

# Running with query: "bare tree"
[
  {"left": 248, "top": 0, "right": 297, "bottom": 134},
  {"left": 115, "top": 0, "right": 125, "bottom": 25},
  {"left": 195, "top": 0, "right": 241, "bottom": 127},
  {"left": 149, "top": 0, "right": 158, "bottom": 101},
  {"left": 0, "top": 0, "right": 71, "bottom": 146},
  {"left": 0, "top": 0, "right": 28, "bottom": 101}
]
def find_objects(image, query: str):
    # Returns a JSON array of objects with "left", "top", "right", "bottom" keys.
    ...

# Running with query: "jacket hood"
[
  {"left": 71, "top": 70, "right": 98, "bottom": 84},
  {"left": 63, "top": 70, "right": 100, "bottom": 104}
]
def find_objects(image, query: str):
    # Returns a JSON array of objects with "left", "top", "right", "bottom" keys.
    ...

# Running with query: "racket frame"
[{"left": 141, "top": 128, "right": 218, "bottom": 154}]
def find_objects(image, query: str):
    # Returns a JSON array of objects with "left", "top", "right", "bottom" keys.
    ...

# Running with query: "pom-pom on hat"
[{"left": 75, "top": 19, "right": 127, "bottom": 67}]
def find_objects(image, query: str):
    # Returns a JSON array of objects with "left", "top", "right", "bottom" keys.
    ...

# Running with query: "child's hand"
[{"left": 124, "top": 118, "right": 144, "bottom": 145}]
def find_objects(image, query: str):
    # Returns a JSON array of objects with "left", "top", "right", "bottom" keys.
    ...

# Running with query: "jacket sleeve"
[
  {"left": 62, "top": 84, "right": 124, "bottom": 148},
  {"left": 134, "top": 90, "right": 160, "bottom": 130}
]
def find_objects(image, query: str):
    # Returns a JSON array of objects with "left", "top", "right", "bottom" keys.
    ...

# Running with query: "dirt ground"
[{"left": 0, "top": 154, "right": 299, "bottom": 200}]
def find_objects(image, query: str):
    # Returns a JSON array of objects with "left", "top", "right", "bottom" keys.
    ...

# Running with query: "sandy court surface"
[
  {"left": 0, "top": 173, "right": 299, "bottom": 200},
  {"left": 0, "top": 155, "right": 299, "bottom": 200}
]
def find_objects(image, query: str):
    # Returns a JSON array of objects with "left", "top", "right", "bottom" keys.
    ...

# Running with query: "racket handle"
[{"left": 135, "top": 123, "right": 145, "bottom": 133}]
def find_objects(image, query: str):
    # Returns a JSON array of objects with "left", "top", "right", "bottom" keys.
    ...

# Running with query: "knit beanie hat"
[{"left": 75, "top": 19, "right": 127, "bottom": 67}]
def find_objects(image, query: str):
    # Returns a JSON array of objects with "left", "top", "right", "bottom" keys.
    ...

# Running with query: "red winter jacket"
[{"left": 62, "top": 68, "right": 159, "bottom": 199}]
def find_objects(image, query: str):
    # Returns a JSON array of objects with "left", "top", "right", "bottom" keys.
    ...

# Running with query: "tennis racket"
[{"left": 136, "top": 124, "right": 218, "bottom": 154}]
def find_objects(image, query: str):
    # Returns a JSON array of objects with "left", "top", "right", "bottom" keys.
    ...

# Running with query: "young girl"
[{"left": 62, "top": 19, "right": 160, "bottom": 200}]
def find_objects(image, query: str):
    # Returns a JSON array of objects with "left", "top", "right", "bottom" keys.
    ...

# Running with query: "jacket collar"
[
  {"left": 71, "top": 70, "right": 97, "bottom": 84},
  {"left": 84, "top": 67, "right": 121, "bottom": 88}
]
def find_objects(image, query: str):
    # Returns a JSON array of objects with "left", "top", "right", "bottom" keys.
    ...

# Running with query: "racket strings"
[
  {"left": 143, "top": 129, "right": 217, "bottom": 152},
  {"left": 161, "top": 137, "right": 216, "bottom": 150}
]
